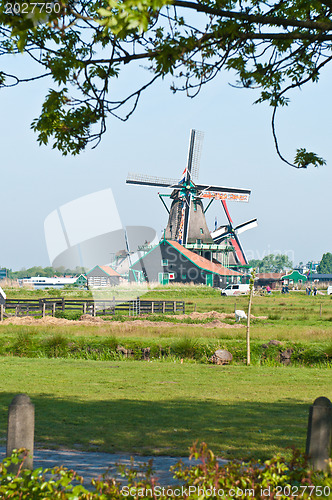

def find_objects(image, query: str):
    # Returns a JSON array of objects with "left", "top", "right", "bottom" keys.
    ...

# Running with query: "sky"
[{"left": 1, "top": 50, "right": 332, "bottom": 271}]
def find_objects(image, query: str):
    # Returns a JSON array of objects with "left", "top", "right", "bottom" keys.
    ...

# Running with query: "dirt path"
[{"left": 1, "top": 310, "right": 266, "bottom": 328}]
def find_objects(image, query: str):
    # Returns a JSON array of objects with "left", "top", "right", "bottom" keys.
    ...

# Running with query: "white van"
[
  {"left": 327, "top": 286, "right": 332, "bottom": 295},
  {"left": 221, "top": 283, "right": 250, "bottom": 296}
]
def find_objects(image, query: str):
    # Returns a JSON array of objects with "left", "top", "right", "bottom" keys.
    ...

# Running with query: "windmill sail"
[
  {"left": 126, "top": 173, "right": 180, "bottom": 188},
  {"left": 187, "top": 129, "right": 204, "bottom": 180},
  {"left": 235, "top": 219, "right": 258, "bottom": 235},
  {"left": 196, "top": 184, "right": 251, "bottom": 202}
]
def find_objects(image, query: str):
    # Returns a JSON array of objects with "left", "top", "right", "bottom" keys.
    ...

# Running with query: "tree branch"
[{"left": 173, "top": 0, "right": 332, "bottom": 31}]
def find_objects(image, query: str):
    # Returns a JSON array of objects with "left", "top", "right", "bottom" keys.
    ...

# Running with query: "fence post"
[
  {"left": 83, "top": 302, "right": 86, "bottom": 314},
  {"left": 151, "top": 301, "right": 154, "bottom": 314},
  {"left": 42, "top": 302, "right": 46, "bottom": 318},
  {"left": 7, "top": 394, "right": 35, "bottom": 471},
  {"left": 0, "top": 304, "right": 3, "bottom": 321},
  {"left": 62, "top": 298, "right": 65, "bottom": 312},
  {"left": 92, "top": 303, "right": 96, "bottom": 317},
  {"left": 52, "top": 303, "right": 56, "bottom": 317},
  {"left": 173, "top": 301, "right": 176, "bottom": 313},
  {"left": 306, "top": 396, "right": 332, "bottom": 471},
  {"left": 162, "top": 301, "right": 166, "bottom": 314},
  {"left": 137, "top": 296, "right": 141, "bottom": 315}
]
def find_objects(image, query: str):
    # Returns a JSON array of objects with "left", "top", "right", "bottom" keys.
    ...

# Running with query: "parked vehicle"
[
  {"left": 221, "top": 283, "right": 250, "bottom": 296},
  {"left": 327, "top": 286, "right": 332, "bottom": 295}
]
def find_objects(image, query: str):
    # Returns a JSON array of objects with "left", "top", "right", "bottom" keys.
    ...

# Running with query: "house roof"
[
  {"left": 87, "top": 265, "right": 120, "bottom": 277},
  {"left": 281, "top": 270, "right": 307, "bottom": 280},
  {"left": 256, "top": 272, "right": 284, "bottom": 281},
  {"left": 311, "top": 273, "right": 332, "bottom": 279},
  {"left": 167, "top": 240, "right": 242, "bottom": 276}
]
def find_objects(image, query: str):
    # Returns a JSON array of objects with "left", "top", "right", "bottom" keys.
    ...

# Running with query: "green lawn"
[{"left": 0, "top": 358, "right": 330, "bottom": 460}]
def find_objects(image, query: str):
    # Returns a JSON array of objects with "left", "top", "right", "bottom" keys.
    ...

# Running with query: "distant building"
[
  {"left": 86, "top": 265, "right": 121, "bottom": 288},
  {"left": 281, "top": 270, "right": 307, "bottom": 285},
  {"left": 309, "top": 273, "right": 332, "bottom": 284},
  {"left": 294, "top": 261, "right": 319, "bottom": 274},
  {"left": 255, "top": 273, "right": 284, "bottom": 289},
  {"left": 19, "top": 276, "right": 78, "bottom": 289},
  {"left": 129, "top": 240, "right": 243, "bottom": 287},
  {"left": 75, "top": 274, "right": 87, "bottom": 288}
]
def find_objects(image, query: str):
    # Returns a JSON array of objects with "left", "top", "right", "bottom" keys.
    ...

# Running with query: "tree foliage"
[
  {"left": 249, "top": 253, "right": 292, "bottom": 272},
  {"left": 5, "top": 265, "right": 86, "bottom": 279},
  {"left": 317, "top": 252, "right": 332, "bottom": 274},
  {"left": 0, "top": 0, "right": 331, "bottom": 163}
]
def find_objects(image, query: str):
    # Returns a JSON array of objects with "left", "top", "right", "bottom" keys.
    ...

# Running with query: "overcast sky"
[{"left": 1, "top": 52, "right": 331, "bottom": 270}]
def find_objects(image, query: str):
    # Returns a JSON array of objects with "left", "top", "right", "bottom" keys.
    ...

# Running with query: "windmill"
[
  {"left": 126, "top": 129, "right": 256, "bottom": 263},
  {"left": 211, "top": 200, "right": 258, "bottom": 265}
]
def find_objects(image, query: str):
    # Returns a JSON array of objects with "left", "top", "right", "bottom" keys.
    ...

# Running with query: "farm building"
[
  {"left": 75, "top": 274, "right": 87, "bottom": 288},
  {"left": 310, "top": 273, "right": 332, "bottom": 284},
  {"left": 281, "top": 270, "right": 307, "bottom": 285},
  {"left": 86, "top": 265, "right": 121, "bottom": 288},
  {"left": 129, "top": 239, "right": 242, "bottom": 287},
  {"left": 255, "top": 273, "right": 284, "bottom": 289}
]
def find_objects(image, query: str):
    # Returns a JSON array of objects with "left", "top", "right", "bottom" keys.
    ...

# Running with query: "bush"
[{"left": 1, "top": 445, "right": 331, "bottom": 499}]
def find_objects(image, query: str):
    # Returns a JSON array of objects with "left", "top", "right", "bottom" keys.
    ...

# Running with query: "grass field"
[
  {"left": 0, "top": 358, "right": 331, "bottom": 460},
  {"left": 0, "top": 285, "right": 331, "bottom": 461}
]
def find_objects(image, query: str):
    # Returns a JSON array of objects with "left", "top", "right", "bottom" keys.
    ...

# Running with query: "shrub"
[
  {"left": 1, "top": 445, "right": 331, "bottom": 499},
  {"left": 43, "top": 334, "right": 69, "bottom": 358}
]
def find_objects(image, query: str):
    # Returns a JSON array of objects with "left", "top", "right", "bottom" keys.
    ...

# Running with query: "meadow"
[{"left": 0, "top": 285, "right": 331, "bottom": 461}]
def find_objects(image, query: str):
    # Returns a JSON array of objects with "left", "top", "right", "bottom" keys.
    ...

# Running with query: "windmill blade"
[
  {"left": 234, "top": 218, "right": 258, "bottom": 235},
  {"left": 187, "top": 129, "right": 204, "bottom": 180},
  {"left": 221, "top": 199, "right": 233, "bottom": 225},
  {"left": 210, "top": 225, "right": 231, "bottom": 241},
  {"left": 230, "top": 234, "right": 248, "bottom": 265},
  {"left": 127, "top": 173, "right": 180, "bottom": 189},
  {"left": 196, "top": 184, "right": 251, "bottom": 202}
]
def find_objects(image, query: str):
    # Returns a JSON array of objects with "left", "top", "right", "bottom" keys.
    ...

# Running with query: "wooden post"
[
  {"left": 137, "top": 296, "right": 141, "bottom": 315},
  {"left": 246, "top": 290, "right": 253, "bottom": 366},
  {"left": 306, "top": 396, "right": 332, "bottom": 471},
  {"left": 246, "top": 268, "right": 256, "bottom": 366},
  {"left": 7, "top": 394, "right": 35, "bottom": 471},
  {"left": 62, "top": 298, "right": 65, "bottom": 312},
  {"left": 83, "top": 302, "right": 87, "bottom": 314},
  {"left": 42, "top": 303, "right": 46, "bottom": 318},
  {"left": 151, "top": 301, "right": 154, "bottom": 314},
  {"left": 0, "top": 304, "right": 3, "bottom": 322},
  {"left": 162, "top": 301, "right": 166, "bottom": 314},
  {"left": 15, "top": 306, "right": 19, "bottom": 317},
  {"left": 92, "top": 303, "right": 96, "bottom": 317},
  {"left": 52, "top": 303, "right": 56, "bottom": 317},
  {"left": 173, "top": 301, "right": 176, "bottom": 313}
]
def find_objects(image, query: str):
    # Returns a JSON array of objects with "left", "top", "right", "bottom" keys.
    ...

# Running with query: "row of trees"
[
  {"left": 249, "top": 252, "right": 332, "bottom": 274},
  {"left": 248, "top": 254, "right": 293, "bottom": 273},
  {"left": 3, "top": 266, "right": 87, "bottom": 280}
]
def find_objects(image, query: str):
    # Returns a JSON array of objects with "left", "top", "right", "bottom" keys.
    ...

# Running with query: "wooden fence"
[{"left": 0, "top": 298, "right": 185, "bottom": 320}]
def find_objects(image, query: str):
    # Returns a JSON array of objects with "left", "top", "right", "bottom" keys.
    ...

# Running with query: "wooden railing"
[{"left": 0, "top": 298, "right": 185, "bottom": 319}]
